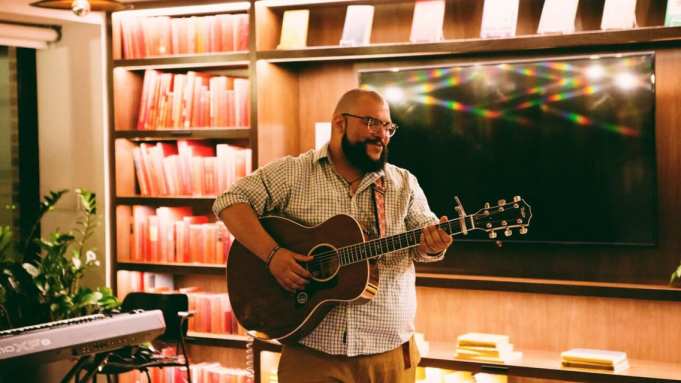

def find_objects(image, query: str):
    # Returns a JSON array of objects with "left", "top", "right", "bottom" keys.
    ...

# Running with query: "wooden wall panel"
[
  {"left": 256, "top": 61, "right": 300, "bottom": 166},
  {"left": 297, "top": 63, "right": 357, "bottom": 152}
]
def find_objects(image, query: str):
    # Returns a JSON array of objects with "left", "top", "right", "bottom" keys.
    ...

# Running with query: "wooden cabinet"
[{"left": 106, "top": 1, "right": 681, "bottom": 382}]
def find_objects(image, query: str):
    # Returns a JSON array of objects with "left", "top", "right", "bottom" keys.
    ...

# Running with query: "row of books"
[
  {"left": 453, "top": 333, "right": 522, "bottom": 363},
  {"left": 449, "top": 332, "right": 630, "bottom": 374},
  {"left": 278, "top": 0, "right": 681, "bottom": 50},
  {"left": 117, "top": 361, "right": 248, "bottom": 383},
  {"left": 560, "top": 348, "right": 630, "bottom": 373},
  {"left": 132, "top": 141, "right": 251, "bottom": 197},
  {"left": 130, "top": 206, "right": 233, "bottom": 264},
  {"left": 119, "top": 13, "right": 249, "bottom": 59},
  {"left": 137, "top": 69, "right": 249, "bottom": 130}
]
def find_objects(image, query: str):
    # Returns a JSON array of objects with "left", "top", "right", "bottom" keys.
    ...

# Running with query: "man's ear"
[{"left": 332, "top": 114, "right": 345, "bottom": 133}]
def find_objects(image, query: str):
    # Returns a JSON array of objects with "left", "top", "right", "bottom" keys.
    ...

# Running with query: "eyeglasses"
[{"left": 342, "top": 113, "right": 398, "bottom": 137}]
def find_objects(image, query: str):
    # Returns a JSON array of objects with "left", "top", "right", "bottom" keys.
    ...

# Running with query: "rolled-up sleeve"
[
  {"left": 213, "top": 156, "right": 293, "bottom": 219},
  {"left": 404, "top": 173, "right": 446, "bottom": 263}
]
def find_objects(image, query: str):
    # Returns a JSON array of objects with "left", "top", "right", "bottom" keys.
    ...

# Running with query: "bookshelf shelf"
[
  {"left": 117, "top": 261, "right": 226, "bottom": 276},
  {"left": 421, "top": 343, "right": 681, "bottom": 383},
  {"left": 186, "top": 332, "right": 249, "bottom": 349},
  {"left": 114, "top": 128, "right": 251, "bottom": 140},
  {"left": 416, "top": 274, "right": 681, "bottom": 302},
  {"left": 256, "top": 26, "right": 681, "bottom": 63},
  {"left": 115, "top": 196, "right": 216, "bottom": 209},
  {"left": 113, "top": 52, "right": 250, "bottom": 70}
]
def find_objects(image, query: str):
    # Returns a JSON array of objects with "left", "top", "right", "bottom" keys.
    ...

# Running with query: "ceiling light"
[{"left": 30, "top": 0, "right": 132, "bottom": 17}]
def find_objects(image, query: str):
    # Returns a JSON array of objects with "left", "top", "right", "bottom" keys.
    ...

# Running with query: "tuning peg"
[
  {"left": 484, "top": 202, "right": 490, "bottom": 209},
  {"left": 489, "top": 231, "right": 497, "bottom": 239},
  {"left": 504, "top": 229, "right": 512, "bottom": 237},
  {"left": 498, "top": 199, "right": 506, "bottom": 206},
  {"left": 513, "top": 196, "right": 521, "bottom": 202},
  {"left": 520, "top": 227, "right": 528, "bottom": 235}
]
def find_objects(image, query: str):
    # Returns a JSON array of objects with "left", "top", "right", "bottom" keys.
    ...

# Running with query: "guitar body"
[{"left": 226, "top": 214, "right": 379, "bottom": 344}]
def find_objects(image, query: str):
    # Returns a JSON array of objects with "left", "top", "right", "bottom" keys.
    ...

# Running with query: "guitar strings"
[{"left": 302, "top": 211, "right": 518, "bottom": 269}]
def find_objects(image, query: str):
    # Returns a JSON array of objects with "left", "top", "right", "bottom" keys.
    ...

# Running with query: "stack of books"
[
  {"left": 453, "top": 332, "right": 522, "bottom": 363},
  {"left": 560, "top": 348, "right": 630, "bottom": 373}
]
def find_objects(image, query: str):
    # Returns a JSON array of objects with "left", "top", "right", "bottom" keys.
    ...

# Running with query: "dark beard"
[{"left": 341, "top": 132, "right": 388, "bottom": 173}]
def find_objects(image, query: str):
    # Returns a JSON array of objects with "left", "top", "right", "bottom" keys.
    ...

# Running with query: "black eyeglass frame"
[{"left": 341, "top": 113, "right": 398, "bottom": 137}]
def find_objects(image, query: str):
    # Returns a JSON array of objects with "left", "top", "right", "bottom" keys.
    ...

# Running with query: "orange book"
[
  {"left": 197, "top": 293, "right": 212, "bottom": 332},
  {"left": 137, "top": 69, "right": 160, "bottom": 130},
  {"left": 132, "top": 146, "right": 151, "bottom": 196},
  {"left": 186, "top": 292, "right": 197, "bottom": 331},
  {"left": 203, "top": 223, "right": 218, "bottom": 264},
  {"left": 138, "top": 143, "right": 160, "bottom": 196},
  {"left": 218, "top": 14, "right": 234, "bottom": 52},
  {"left": 189, "top": 224, "right": 204, "bottom": 263},
  {"left": 204, "top": 157, "right": 217, "bottom": 196},
  {"left": 210, "top": 294, "right": 223, "bottom": 334},
  {"left": 233, "top": 13, "right": 249, "bottom": 51},
  {"left": 233, "top": 78, "right": 249, "bottom": 127},
  {"left": 132, "top": 205, "right": 155, "bottom": 261},
  {"left": 192, "top": 156, "right": 205, "bottom": 196},
  {"left": 147, "top": 215, "right": 159, "bottom": 262},
  {"left": 156, "top": 206, "right": 192, "bottom": 263}
]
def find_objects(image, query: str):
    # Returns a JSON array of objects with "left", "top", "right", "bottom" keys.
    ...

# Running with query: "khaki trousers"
[{"left": 277, "top": 337, "right": 421, "bottom": 383}]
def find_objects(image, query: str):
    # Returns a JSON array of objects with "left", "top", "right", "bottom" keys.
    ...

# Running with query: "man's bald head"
[{"left": 333, "top": 88, "right": 388, "bottom": 116}]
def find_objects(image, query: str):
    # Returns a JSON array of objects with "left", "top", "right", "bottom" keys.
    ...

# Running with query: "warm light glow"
[
  {"left": 114, "top": 2, "right": 250, "bottom": 18},
  {"left": 384, "top": 87, "right": 404, "bottom": 103},
  {"left": 586, "top": 64, "right": 604, "bottom": 80},
  {"left": 0, "top": 23, "right": 60, "bottom": 49},
  {"left": 614, "top": 72, "right": 637, "bottom": 90}
]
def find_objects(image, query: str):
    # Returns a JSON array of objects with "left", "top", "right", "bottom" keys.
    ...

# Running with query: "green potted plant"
[
  {"left": 0, "top": 189, "right": 119, "bottom": 330},
  {"left": 671, "top": 264, "right": 681, "bottom": 287}
]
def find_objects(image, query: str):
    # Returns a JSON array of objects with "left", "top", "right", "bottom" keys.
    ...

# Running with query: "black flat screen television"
[{"left": 359, "top": 53, "right": 657, "bottom": 246}]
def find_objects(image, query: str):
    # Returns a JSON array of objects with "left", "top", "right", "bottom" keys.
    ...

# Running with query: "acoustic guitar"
[{"left": 226, "top": 197, "right": 531, "bottom": 344}]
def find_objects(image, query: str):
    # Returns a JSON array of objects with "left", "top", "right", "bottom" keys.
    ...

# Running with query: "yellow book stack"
[
  {"left": 453, "top": 332, "right": 522, "bottom": 363},
  {"left": 560, "top": 348, "right": 630, "bottom": 373}
]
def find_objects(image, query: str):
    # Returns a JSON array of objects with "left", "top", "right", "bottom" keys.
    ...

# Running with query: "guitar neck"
[{"left": 338, "top": 216, "right": 469, "bottom": 266}]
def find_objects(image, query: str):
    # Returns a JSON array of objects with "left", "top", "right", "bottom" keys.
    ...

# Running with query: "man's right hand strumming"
[{"left": 268, "top": 247, "right": 313, "bottom": 293}]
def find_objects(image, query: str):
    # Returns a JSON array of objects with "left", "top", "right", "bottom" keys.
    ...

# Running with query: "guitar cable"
[{"left": 246, "top": 334, "right": 255, "bottom": 383}]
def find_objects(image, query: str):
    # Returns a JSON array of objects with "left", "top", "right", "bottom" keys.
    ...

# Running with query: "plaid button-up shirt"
[{"left": 213, "top": 144, "right": 444, "bottom": 356}]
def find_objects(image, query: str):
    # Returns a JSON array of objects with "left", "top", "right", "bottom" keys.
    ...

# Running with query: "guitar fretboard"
[{"left": 338, "top": 217, "right": 467, "bottom": 266}]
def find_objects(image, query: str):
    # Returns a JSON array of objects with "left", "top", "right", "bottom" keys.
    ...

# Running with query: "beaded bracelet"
[{"left": 265, "top": 245, "right": 281, "bottom": 269}]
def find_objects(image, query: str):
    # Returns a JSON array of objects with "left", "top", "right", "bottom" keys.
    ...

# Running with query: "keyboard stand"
[{"left": 60, "top": 352, "right": 110, "bottom": 383}]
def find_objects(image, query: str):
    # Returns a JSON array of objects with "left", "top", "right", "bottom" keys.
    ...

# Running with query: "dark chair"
[{"left": 83, "top": 292, "right": 194, "bottom": 383}]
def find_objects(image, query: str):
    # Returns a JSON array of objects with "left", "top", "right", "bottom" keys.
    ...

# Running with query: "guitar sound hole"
[{"left": 306, "top": 244, "right": 339, "bottom": 282}]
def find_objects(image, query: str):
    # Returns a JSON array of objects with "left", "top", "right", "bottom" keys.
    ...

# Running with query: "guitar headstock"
[{"left": 472, "top": 196, "right": 532, "bottom": 238}]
